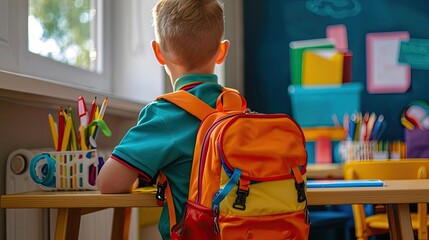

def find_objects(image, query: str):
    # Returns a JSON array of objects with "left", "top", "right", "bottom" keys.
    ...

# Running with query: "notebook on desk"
[{"left": 307, "top": 179, "right": 384, "bottom": 188}]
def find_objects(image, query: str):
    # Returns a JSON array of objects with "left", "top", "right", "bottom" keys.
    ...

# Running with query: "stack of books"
[{"left": 289, "top": 38, "right": 352, "bottom": 86}]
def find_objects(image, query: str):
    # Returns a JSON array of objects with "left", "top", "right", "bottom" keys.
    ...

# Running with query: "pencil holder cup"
[
  {"left": 338, "top": 141, "right": 386, "bottom": 162},
  {"left": 29, "top": 149, "right": 101, "bottom": 190}
]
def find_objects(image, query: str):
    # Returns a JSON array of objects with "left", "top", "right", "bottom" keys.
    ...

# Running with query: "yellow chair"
[
  {"left": 343, "top": 159, "right": 429, "bottom": 240},
  {"left": 138, "top": 207, "right": 162, "bottom": 239},
  {"left": 135, "top": 187, "right": 163, "bottom": 239}
]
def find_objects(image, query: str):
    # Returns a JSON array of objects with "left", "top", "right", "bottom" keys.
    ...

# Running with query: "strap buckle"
[
  {"left": 233, "top": 188, "right": 249, "bottom": 210},
  {"left": 156, "top": 181, "right": 167, "bottom": 206}
]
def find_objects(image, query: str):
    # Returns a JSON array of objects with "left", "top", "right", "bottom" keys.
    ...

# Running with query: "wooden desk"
[
  {"left": 1, "top": 191, "right": 158, "bottom": 240},
  {"left": 3, "top": 179, "right": 429, "bottom": 240}
]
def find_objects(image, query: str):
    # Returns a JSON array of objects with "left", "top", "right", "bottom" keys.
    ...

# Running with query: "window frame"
[{"left": 19, "top": 0, "right": 112, "bottom": 93}]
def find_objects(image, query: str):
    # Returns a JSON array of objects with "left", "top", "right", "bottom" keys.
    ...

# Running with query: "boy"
[{"left": 96, "top": 0, "right": 230, "bottom": 239}]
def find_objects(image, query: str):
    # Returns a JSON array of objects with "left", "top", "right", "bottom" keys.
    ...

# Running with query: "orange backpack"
[{"left": 157, "top": 89, "right": 310, "bottom": 240}]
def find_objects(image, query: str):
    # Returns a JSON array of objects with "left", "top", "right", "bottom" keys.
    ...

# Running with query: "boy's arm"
[{"left": 97, "top": 157, "right": 139, "bottom": 193}]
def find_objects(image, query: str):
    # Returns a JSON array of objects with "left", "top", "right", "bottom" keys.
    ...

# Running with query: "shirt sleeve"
[{"left": 111, "top": 102, "right": 181, "bottom": 181}]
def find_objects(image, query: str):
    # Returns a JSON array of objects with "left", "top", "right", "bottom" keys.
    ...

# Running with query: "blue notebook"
[{"left": 306, "top": 179, "right": 385, "bottom": 188}]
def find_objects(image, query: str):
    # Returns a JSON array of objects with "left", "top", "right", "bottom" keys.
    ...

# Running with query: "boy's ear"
[
  {"left": 151, "top": 40, "right": 166, "bottom": 65},
  {"left": 216, "top": 40, "right": 230, "bottom": 64}
]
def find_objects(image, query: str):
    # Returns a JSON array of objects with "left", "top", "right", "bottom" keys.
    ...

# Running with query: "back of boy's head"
[{"left": 152, "top": 0, "right": 224, "bottom": 71}]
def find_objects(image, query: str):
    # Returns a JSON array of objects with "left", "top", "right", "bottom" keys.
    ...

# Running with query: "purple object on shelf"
[{"left": 405, "top": 129, "right": 429, "bottom": 158}]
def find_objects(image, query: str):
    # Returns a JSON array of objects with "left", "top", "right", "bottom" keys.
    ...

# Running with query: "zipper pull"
[{"left": 213, "top": 205, "right": 220, "bottom": 234}]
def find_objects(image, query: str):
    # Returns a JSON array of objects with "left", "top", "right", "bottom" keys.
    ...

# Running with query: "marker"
[{"left": 78, "top": 96, "right": 88, "bottom": 127}]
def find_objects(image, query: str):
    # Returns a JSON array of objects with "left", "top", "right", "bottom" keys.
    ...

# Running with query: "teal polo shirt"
[{"left": 112, "top": 74, "right": 222, "bottom": 239}]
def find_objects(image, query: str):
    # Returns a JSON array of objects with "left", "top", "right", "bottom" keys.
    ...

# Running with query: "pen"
[{"left": 48, "top": 113, "right": 58, "bottom": 150}]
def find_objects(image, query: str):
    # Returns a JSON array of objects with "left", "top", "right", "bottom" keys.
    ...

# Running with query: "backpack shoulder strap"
[
  {"left": 155, "top": 90, "right": 216, "bottom": 229},
  {"left": 157, "top": 90, "right": 216, "bottom": 121},
  {"left": 157, "top": 88, "right": 247, "bottom": 120}
]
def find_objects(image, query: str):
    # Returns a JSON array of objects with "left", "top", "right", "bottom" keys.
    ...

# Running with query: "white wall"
[{"left": 112, "top": 0, "right": 164, "bottom": 103}]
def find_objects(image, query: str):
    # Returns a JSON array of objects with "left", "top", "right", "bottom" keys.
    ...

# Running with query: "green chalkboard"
[{"left": 243, "top": 0, "right": 429, "bottom": 140}]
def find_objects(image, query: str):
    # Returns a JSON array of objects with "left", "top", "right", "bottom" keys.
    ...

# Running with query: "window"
[
  {"left": 28, "top": 0, "right": 102, "bottom": 73},
  {"left": 17, "top": 0, "right": 111, "bottom": 93}
]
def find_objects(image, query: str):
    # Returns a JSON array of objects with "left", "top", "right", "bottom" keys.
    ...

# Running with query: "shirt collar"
[{"left": 173, "top": 74, "right": 218, "bottom": 91}]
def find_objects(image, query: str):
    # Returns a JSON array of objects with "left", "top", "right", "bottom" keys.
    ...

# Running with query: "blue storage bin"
[{"left": 288, "top": 83, "right": 362, "bottom": 127}]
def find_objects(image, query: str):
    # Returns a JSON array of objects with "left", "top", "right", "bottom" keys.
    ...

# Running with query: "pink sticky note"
[{"left": 326, "top": 24, "right": 348, "bottom": 52}]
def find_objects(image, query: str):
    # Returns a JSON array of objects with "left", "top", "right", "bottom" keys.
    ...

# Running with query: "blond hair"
[{"left": 152, "top": 0, "right": 224, "bottom": 70}]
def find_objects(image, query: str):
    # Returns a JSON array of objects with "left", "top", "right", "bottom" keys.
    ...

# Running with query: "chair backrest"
[
  {"left": 343, "top": 159, "right": 429, "bottom": 240},
  {"left": 344, "top": 159, "right": 429, "bottom": 180}
]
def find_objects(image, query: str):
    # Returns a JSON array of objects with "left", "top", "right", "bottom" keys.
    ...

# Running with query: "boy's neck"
[{"left": 167, "top": 61, "right": 216, "bottom": 87}]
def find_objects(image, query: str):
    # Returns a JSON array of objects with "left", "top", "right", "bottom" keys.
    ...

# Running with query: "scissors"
[{"left": 29, "top": 153, "right": 57, "bottom": 188}]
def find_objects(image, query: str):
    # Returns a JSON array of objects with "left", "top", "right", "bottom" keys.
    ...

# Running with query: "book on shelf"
[
  {"left": 289, "top": 38, "right": 335, "bottom": 85},
  {"left": 342, "top": 51, "right": 353, "bottom": 83},
  {"left": 302, "top": 49, "right": 344, "bottom": 86}
]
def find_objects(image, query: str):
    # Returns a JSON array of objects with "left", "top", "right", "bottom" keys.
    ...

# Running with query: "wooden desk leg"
[
  {"left": 55, "top": 208, "right": 82, "bottom": 240},
  {"left": 111, "top": 207, "right": 131, "bottom": 240},
  {"left": 387, "top": 204, "right": 414, "bottom": 240}
]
